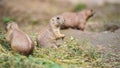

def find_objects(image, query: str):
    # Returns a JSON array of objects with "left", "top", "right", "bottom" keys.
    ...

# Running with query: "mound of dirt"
[
  {"left": 61, "top": 29, "right": 120, "bottom": 53},
  {"left": 86, "top": 21, "right": 120, "bottom": 32}
]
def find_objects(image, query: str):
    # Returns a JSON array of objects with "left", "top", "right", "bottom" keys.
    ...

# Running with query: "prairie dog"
[
  {"left": 37, "top": 16, "right": 65, "bottom": 48},
  {"left": 5, "top": 22, "right": 34, "bottom": 55},
  {"left": 60, "top": 9, "right": 94, "bottom": 31}
]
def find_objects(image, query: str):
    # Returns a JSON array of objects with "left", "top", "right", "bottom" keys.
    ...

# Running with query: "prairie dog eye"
[
  {"left": 90, "top": 9, "right": 93, "bottom": 12},
  {"left": 57, "top": 17, "right": 60, "bottom": 20}
]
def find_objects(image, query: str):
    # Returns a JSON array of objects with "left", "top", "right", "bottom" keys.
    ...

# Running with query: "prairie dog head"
[
  {"left": 84, "top": 9, "right": 94, "bottom": 17},
  {"left": 6, "top": 22, "right": 19, "bottom": 32},
  {"left": 78, "top": 9, "right": 94, "bottom": 18},
  {"left": 50, "top": 16, "right": 65, "bottom": 27}
]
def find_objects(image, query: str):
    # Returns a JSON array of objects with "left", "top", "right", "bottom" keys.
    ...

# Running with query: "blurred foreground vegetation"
[{"left": 0, "top": 31, "right": 119, "bottom": 68}]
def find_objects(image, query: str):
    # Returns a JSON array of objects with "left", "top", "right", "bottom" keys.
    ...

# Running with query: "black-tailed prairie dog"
[
  {"left": 60, "top": 9, "right": 94, "bottom": 31},
  {"left": 5, "top": 22, "right": 34, "bottom": 55},
  {"left": 37, "top": 16, "right": 65, "bottom": 48}
]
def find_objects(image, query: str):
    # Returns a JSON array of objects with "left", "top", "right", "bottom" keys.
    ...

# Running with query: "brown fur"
[
  {"left": 37, "top": 16, "right": 65, "bottom": 48},
  {"left": 5, "top": 22, "right": 34, "bottom": 56},
  {"left": 60, "top": 9, "right": 94, "bottom": 31}
]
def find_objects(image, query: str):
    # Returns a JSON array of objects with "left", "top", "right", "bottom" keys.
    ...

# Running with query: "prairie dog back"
[
  {"left": 60, "top": 9, "right": 94, "bottom": 31},
  {"left": 5, "top": 22, "right": 34, "bottom": 55}
]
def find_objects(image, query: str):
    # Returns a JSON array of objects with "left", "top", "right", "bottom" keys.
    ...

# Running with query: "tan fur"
[
  {"left": 37, "top": 16, "right": 65, "bottom": 48},
  {"left": 60, "top": 9, "right": 94, "bottom": 31},
  {"left": 5, "top": 22, "right": 34, "bottom": 56}
]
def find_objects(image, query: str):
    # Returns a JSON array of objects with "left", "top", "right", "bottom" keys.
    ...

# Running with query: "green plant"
[
  {"left": 73, "top": 3, "right": 86, "bottom": 12},
  {"left": 2, "top": 17, "right": 16, "bottom": 24},
  {"left": 0, "top": 31, "right": 11, "bottom": 51},
  {"left": 30, "top": 20, "right": 39, "bottom": 25}
]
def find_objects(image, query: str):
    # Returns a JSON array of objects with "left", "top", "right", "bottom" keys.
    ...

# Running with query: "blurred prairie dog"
[
  {"left": 37, "top": 16, "right": 65, "bottom": 48},
  {"left": 60, "top": 9, "right": 94, "bottom": 31},
  {"left": 5, "top": 22, "right": 34, "bottom": 55}
]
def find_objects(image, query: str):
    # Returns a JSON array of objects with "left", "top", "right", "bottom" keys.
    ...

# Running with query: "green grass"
[{"left": 0, "top": 32, "right": 119, "bottom": 68}]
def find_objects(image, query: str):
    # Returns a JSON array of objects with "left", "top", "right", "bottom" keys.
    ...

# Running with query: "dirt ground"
[{"left": 0, "top": 0, "right": 120, "bottom": 53}]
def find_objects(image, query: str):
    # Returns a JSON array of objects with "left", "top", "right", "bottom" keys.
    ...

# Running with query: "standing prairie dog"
[
  {"left": 37, "top": 16, "right": 65, "bottom": 48},
  {"left": 60, "top": 9, "right": 94, "bottom": 31},
  {"left": 5, "top": 22, "right": 34, "bottom": 55}
]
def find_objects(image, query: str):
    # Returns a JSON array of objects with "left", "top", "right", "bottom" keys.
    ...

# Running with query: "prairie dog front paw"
[
  {"left": 60, "top": 34, "right": 65, "bottom": 38},
  {"left": 56, "top": 34, "right": 65, "bottom": 40}
]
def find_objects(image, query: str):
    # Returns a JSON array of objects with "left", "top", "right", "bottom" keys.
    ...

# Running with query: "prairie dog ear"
[
  {"left": 50, "top": 17, "right": 55, "bottom": 21},
  {"left": 50, "top": 18, "right": 55, "bottom": 24},
  {"left": 52, "top": 18, "right": 55, "bottom": 21}
]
